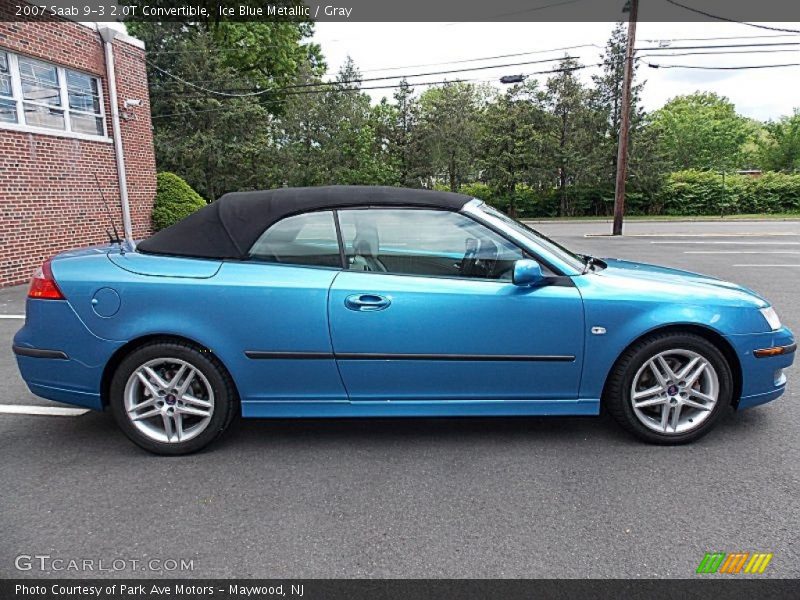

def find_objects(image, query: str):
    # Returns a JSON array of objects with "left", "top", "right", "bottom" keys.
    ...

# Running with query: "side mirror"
[{"left": 512, "top": 259, "right": 544, "bottom": 286}]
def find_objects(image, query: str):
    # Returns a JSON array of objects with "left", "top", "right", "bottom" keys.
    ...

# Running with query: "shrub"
[
  {"left": 151, "top": 172, "right": 207, "bottom": 231},
  {"left": 658, "top": 170, "right": 800, "bottom": 216}
]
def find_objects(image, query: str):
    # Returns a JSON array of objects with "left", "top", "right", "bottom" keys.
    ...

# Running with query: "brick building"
[{"left": 0, "top": 12, "right": 156, "bottom": 287}]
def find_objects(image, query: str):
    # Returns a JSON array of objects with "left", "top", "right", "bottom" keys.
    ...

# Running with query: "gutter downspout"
[{"left": 98, "top": 26, "right": 135, "bottom": 249}]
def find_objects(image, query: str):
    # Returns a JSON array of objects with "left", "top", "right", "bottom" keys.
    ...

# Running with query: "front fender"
[{"left": 576, "top": 291, "right": 763, "bottom": 400}]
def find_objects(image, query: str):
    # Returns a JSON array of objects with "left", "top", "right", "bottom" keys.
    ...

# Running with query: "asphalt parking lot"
[{"left": 0, "top": 219, "right": 798, "bottom": 579}]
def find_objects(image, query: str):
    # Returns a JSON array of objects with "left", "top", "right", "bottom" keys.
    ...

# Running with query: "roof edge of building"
[{"left": 76, "top": 21, "right": 145, "bottom": 50}]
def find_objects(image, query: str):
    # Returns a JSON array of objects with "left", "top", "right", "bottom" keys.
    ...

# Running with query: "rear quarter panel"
[{"left": 50, "top": 253, "right": 347, "bottom": 405}]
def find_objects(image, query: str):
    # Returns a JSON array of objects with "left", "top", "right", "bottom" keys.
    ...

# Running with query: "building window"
[
  {"left": 0, "top": 52, "right": 16, "bottom": 123},
  {"left": 0, "top": 49, "right": 106, "bottom": 138}
]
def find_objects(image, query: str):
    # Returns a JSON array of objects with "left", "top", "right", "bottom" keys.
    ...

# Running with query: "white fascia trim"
[{"left": 76, "top": 21, "right": 146, "bottom": 50}]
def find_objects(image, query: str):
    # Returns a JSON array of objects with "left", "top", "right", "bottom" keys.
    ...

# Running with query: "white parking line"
[
  {"left": 732, "top": 264, "right": 800, "bottom": 267},
  {"left": 684, "top": 251, "right": 800, "bottom": 255},
  {"left": 0, "top": 315, "right": 24, "bottom": 319},
  {"left": 586, "top": 232, "right": 798, "bottom": 238},
  {"left": 653, "top": 241, "right": 800, "bottom": 245},
  {"left": 0, "top": 404, "right": 89, "bottom": 417}
]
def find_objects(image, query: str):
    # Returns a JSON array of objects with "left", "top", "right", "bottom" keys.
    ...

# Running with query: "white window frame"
[{"left": 0, "top": 49, "right": 110, "bottom": 143}]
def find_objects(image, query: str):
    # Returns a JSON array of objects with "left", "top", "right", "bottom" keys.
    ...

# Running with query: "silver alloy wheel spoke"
[
  {"left": 177, "top": 368, "right": 197, "bottom": 397},
  {"left": 656, "top": 356, "right": 676, "bottom": 381},
  {"left": 132, "top": 406, "right": 160, "bottom": 421},
  {"left": 634, "top": 396, "right": 667, "bottom": 409},
  {"left": 682, "top": 397, "right": 712, "bottom": 411},
  {"left": 676, "top": 356, "right": 701, "bottom": 380},
  {"left": 162, "top": 413, "right": 174, "bottom": 440},
  {"left": 689, "top": 389, "right": 715, "bottom": 404},
  {"left": 136, "top": 371, "right": 161, "bottom": 398},
  {"left": 123, "top": 357, "right": 215, "bottom": 444},
  {"left": 174, "top": 413, "right": 184, "bottom": 441},
  {"left": 630, "top": 348, "right": 719, "bottom": 435},
  {"left": 633, "top": 385, "right": 663, "bottom": 401},
  {"left": 168, "top": 364, "right": 188, "bottom": 390},
  {"left": 182, "top": 394, "right": 212, "bottom": 410},
  {"left": 684, "top": 360, "right": 708, "bottom": 387},
  {"left": 143, "top": 366, "right": 170, "bottom": 389},
  {"left": 178, "top": 404, "right": 211, "bottom": 418},
  {"left": 669, "top": 403, "right": 682, "bottom": 432},
  {"left": 648, "top": 360, "right": 670, "bottom": 387},
  {"left": 130, "top": 396, "right": 156, "bottom": 413}
]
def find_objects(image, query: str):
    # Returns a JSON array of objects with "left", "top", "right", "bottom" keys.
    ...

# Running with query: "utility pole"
[{"left": 612, "top": 0, "right": 639, "bottom": 236}]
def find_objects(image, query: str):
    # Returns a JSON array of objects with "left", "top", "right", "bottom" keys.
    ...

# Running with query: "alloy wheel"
[
  {"left": 123, "top": 358, "right": 215, "bottom": 443},
  {"left": 630, "top": 349, "right": 719, "bottom": 435}
]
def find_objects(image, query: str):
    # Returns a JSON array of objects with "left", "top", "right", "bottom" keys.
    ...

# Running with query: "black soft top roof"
[{"left": 137, "top": 185, "right": 473, "bottom": 260}]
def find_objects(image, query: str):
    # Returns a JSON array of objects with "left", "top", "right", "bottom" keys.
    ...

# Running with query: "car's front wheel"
[
  {"left": 605, "top": 332, "right": 734, "bottom": 444},
  {"left": 109, "top": 341, "right": 237, "bottom": 455}
]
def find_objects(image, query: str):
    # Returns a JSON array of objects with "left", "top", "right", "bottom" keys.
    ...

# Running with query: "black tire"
[
  {"left": 109, "top": 340, "right": 238, "bottom": 455},
  {"left": 604, "top": 332, "right": 734, "bottom": 444}
]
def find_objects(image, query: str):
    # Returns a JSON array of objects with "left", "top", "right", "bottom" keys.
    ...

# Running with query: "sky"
[{"left": 312, "top": 21, "right": 800, "bottom": 121}]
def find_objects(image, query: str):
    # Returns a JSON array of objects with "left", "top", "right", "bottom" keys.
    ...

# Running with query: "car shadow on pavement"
[{"left": 10, "top": 402, "right": 770, "bottom": 458}]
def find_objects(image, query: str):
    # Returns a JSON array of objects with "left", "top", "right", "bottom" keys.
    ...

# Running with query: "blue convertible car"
[{"left": 13, "top": 186, "right": 796, "bottom": 454}]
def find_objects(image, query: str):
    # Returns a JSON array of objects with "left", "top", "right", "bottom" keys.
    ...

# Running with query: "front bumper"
[{"left": 726, "top": 327, "right": 795, "bottom": 410}]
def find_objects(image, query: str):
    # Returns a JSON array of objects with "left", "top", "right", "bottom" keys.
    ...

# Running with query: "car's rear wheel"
[
  {"left": 109, "top": 341, "right": 237, "bottom": 455},
  {"left": 605, "top": 332, "right": 734, "bottom": 444}
]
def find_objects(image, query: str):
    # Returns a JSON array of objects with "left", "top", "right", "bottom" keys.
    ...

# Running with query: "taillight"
[{"left": 28, "top": 259, "right": 65, "bottom": 300}]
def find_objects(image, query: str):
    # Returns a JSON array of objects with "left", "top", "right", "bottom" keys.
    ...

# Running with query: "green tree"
[
  {"left": 415, "top": 82, "right": 486, "bottom": 191},
  {"left": 651, "top": 92, "right": 750, "bottom": 172},
  {"left": 127, "top": 20, "right": 323, "bottom": 199},
  {"left": 387, "top": 79, "right": 422, "bottom": 187},
  {"left": 590, "top": 22, "right": 644, "bottom": 185},
  {"left": 479, "top": 82, "right": 551, "bottom": 216},
  {"left": 756, "top": 110, "right": 800, "bottom": 172},
  {"left": 276, "top": 58, "right": 397, "bottom": 186},
  {"left": 546, "top": 57, "right": 597, "bottom": 216}
]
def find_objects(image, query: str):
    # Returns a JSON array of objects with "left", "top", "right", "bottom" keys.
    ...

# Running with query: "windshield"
[{"left": 477, "top": 204, "right": 587, "bottom": 273}]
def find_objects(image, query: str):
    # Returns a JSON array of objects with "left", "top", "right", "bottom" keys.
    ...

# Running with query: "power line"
[
  {"left": 640, "top": 33, "right": 800, "bottom": 43},
  {"left": 663, "top": 0, "right": 800, "bottom": 34},
  {"left": 147, "top": 54, "right": 584, "bottom": 96},
  {"left": 149, "top": 64, "right": 598, "bottom": 119},
  {"left": 358, "top": 44, "right": 600, "bottom": 74},
  {"left": 647, "top": 61, "right": 800, "bottom": 70},
  {"left": 150, "top": 77, "right": 482, "bottom": 119},
  {"left": 636, "top": 42, "right": 800, "bottom": 51},
  {"left": 638, "top": 48, "right": 800, "bottom": 58}
]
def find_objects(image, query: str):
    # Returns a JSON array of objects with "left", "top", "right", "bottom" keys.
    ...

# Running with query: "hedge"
[
  {"left": 658, "top": 170, "right": 800, "bottom": 216},
  {"left": 436, "top": 171, "right": 800, "bottom": 217},
  {"left": 151, "top": 172, "right": 207, "bottom": 231}
]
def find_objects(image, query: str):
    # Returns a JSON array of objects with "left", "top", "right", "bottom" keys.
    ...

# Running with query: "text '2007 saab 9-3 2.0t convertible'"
[{"left": 13, "top": 186, "right": 796, "bottom": 454}]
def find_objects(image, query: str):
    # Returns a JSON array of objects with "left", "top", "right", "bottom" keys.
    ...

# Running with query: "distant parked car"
[{"left": 13, "top": 186, "right": 795, "bottom": 454}]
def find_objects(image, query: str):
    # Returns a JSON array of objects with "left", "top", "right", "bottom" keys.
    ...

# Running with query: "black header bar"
[{"left": 2, "top": 0, "right": 800, "bottom": 23}]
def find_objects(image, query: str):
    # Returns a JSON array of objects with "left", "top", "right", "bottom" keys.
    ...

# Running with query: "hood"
[{"left": 593, "top": 258, "right": 768, "bottom": 308}]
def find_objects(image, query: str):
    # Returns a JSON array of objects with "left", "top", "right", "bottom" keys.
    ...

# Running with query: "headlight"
[{"left": 759, "top": 306, "right": 781, "bottom": 331}]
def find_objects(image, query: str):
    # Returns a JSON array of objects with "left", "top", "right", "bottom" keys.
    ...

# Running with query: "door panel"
[
  {"left": 213, "top": 262, "right": 347, "bottom": 404},
  {"left": 329, "top": 271, "right": 584, "bottom": 402}
]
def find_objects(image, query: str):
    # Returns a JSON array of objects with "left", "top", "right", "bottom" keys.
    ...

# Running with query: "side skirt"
[{"left": 241, "top": 399, "right": 600, "bottom": 418}]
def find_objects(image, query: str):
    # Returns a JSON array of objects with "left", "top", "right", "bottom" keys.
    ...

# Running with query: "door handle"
[{"left": 345, "top": 294, "right": 392, "bottom": 312}]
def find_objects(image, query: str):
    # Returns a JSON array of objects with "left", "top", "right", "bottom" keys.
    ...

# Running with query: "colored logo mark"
[{"left": 696, "top": 552, "right": 773, "bottom": 574}]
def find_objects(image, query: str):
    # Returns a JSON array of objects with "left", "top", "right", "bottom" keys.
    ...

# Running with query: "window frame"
[
  {"left": 244, "top": 205, "right": 570, "bottom": 281},
  {"left": 246, "top": 209, "right": 344, "bottom": 271},
  {"left": 0, "top": 50, "right": 109, "bottom": 142},
  {"left": 334, "top": 206, "right": 534, "bottom": 283}
]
